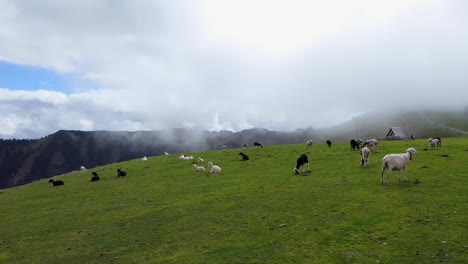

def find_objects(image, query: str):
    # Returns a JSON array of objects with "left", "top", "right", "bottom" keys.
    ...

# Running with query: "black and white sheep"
[
  {"left": 49, "top": 178, "right": 64, "bottom": 186},
  {"left": 293, "top": 154, "right": 310, "bottom": 174},
  {"left": 117, "top": 167, "right": 127, "bottom": 177},
  {"left": 91, "top": 171, "right": 100, "bottom": 182},
  {"left": 326, "top": 140, "right": 332, "bottom": 148},
  {"left": 254, "top": 141, "right": 264, "bottom": 148},
  {"left": 239, "top": 152, "right": 249, "bottom": 161},
  {"left": 381, "top": 147, "right": 417, "bottom": 185},
  {"left": 306, "top": 140, "right": 313, "bottom": 149},
  {"left": 360, "top": 147, "right": 370, "bottom": 167}
]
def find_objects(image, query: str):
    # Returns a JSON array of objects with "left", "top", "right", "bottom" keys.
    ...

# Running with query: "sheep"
[
  {"left": 306, "top": 140, "right": 313, "bottom": 149},
  {"left": 350, "top": 139, "right": 360, "bottom": 151},
  {"left": 207, "top": 161, "right": 222, "bottom": 173},
  {"left": 142, "top": 156, "right": 148, "bottom": 161},
  {"left": 434, "top": 137, "right": 442, "bottom": 147},
  {"left": 192, "top": 164, "right": 206, "bottom": 172},
  {"left": 293, "top": 154, "right": 310, "bottom": 174},
  {"left": 381, "top": 147, "right": 417, "bottom": 185},
  {"left": 49, "top": 178, "right": 64, "bottom": 186},
  {"left": 429, "top": 138, "right": 440, "bottom": 149},
  {"left": 326, "top": 140, "right": 332, "bottom": 148},
  {"left": 164, "top": 152, "right": 170, "bottom": 155},
  {"left": 91, "top": 171, "right": 100, "bottom": 182},
  {"left": 239, "top": 152, "right": 249, "bottom": 161},
  {"left": 360, "top": 147, "right": 370, "bottom": 167},
  {"left": 254, "top": 141, "right": 264, "bottom": 148},
  {"left": 179, "top": 154, "right": 192, "bottom": 161},
  {"left": 197, "top": 157, "right": 204, "bottom": 163},
  {"left": 363, "top": 139, "right": 379, "bottom": 150},
  {"left": 80, "top": 166, "right": 87, "bottom": 171},
  {"left": 117, "top": 167, "right": 127, "bottom": 177}
]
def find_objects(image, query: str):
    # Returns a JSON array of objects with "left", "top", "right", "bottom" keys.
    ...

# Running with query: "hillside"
[
  {"left": 1, "top": 109, "right": 467, "bottom": 189},
  {"left": 0, "top": 138, "right": 466, "bottom": 263}
]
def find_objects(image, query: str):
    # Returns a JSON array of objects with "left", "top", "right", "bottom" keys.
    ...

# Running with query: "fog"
[{"left": 0, "top": 0, "right": 467, "bottom": 139}]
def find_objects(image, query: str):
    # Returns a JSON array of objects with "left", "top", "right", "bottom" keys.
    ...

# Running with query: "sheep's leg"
[
  {"left": 397, "top": 170, "right": 401, "bottom": 182},
  {"left": 307, "top": 163, "right": 310, "bottom": 172},
  {"left": 403, "top": 166, "right": 407, "bottom": 182}
]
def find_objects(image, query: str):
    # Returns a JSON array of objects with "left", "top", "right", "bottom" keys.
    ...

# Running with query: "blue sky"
[{"left": 0, "top": 61, "right": 70, "bottom": 92}]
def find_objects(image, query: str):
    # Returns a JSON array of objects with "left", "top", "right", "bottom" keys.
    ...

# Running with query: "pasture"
[{"left": 0, "top": 137, "right": 467, "bottom": 263}]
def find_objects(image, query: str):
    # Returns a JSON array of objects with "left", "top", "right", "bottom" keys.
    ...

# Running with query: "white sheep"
[
  {"left": 164, "top": 152, "right": 170, "bottom": 155},
  {"left": 192, "top": 164, "right": 206, "bottom": 172},
  {"left": 381, "top": 147, "right": 417, "bottom": 185},
  {"left": 360, "top": 147, "right": 370, "bottom": 167},
  {"left": 197, "top": 157, "right": 204, "bottom": 163},
  {"left": 365, "top": 139, "right": 379, "bottom": 149},
  {"left": 80, "top": 166, "right": 87, "bottom": 171},
  {"left": 207, "top": 161, "right": 221, "bottom": 173},
  {"left": 179, "top": 154, "right": 193, "bottom": 161},
  {"left": 306, "top": 140, "right": 313, "bottom": 149},
  {"left": 142, "top": 156, "right": 148, "bottom": 161}
]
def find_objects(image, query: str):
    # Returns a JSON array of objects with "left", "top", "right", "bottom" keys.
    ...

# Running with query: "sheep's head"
[{"left": 406, "top": 148, "right": 417, "bottom": 160}]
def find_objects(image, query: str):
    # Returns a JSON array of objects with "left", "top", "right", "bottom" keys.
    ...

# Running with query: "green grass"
[{"left": 1, "top": 138, "right": 467, "bottom": 263}]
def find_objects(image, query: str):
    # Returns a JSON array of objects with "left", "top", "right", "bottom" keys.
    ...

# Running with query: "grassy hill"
[
  {"left": 318, "top": 109, "right": 468, "bottom": 141},
  {"left": 1, "top": 137, "right": 467, "bottom": 263}
]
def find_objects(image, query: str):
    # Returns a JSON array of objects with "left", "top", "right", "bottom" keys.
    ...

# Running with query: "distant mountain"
[{"left": 1, "top": 109, "right": 466, "bottom": 189}]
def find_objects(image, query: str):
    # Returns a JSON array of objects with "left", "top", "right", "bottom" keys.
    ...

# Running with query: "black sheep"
[
  {"left": 254, "top": 141, "right": 263, "bottom": 148},
  {"left": 91, "top": 171, "right": 100, "bottom": 182},
  {"left": 49, "top": 178, "right": 64, "bottom": 186},
  {"left": 117, "top": 167, "right": 127, "bottom": 177},
  {"left": 239, "top": 152, "right": 249, "bottom": 161},
  {"left": 326, "top": 140, "right": 332, "bottom": 147},
  {"left": 294, "top": 154, "right": 310, "bottom": 174},
  {"left": 350, "top": 139, "right": 360, "bottom": 151}
]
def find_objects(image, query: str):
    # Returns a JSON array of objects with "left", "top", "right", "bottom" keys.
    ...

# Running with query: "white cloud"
[{"left": 0, "top": 0, "right": 466, "bottom": 138}]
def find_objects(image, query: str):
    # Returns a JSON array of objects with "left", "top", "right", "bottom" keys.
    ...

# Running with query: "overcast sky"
[{"left": 0, "top": 0, "right": 467, "bottom": 139}]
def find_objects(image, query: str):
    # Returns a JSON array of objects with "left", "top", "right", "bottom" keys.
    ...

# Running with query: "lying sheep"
[
  {"left": 207, "top": 161, "right": 222, "bottom": 173},
  {"left": 49, "top": 178, "right": 64, "bottom": 186},
  {"left": 197, "top": 157, "right": 204, "bottom": 163},
  {"left": 117, "top": 167, "right": 127, "bottom": 177},
  {"left": 381, "top": 147, "right": 417, "bottom": 184},
  {"left": 360, "top": 147, "right": 370, "bottom": 167},
  {"left": 192, "top": 164, "right": 206, "bottom": 172},
  {"left": 91, "top": 171, "right": 100, "bottom": 182},
  {"left": 239, "top": 152, "right": 249, "bottom": 161}
]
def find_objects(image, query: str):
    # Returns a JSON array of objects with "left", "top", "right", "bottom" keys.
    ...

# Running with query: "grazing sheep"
[
  {"left": 192, "top": 164, "right": 206, "bottom": 172},
  {"left": 239, "top": 152, "right": 249, "bottom": 161},
  {"left": 49, "top": 178, "right": 64, "bottom": 186},
  {"left": 117, "top": 167, "right": 127, "bottom": 177},
  {"left": 197, "top": 157, "right": 204, "bottom": 163},
  {"left": 91, "top": 171, "right": 100, "bottom": 182},
  {"left": 363, "top": 139, "right": 379, "bottom": 149},
  {"left": 429, "top": 138, "right": 440, "bottom": 149},
  {"left": 360, "top": 147, "right": 370, "bottom": 167},
  {"left": 293, "top": 154, "right": 310, "bottom": 174},
  {"left": 254, "top": 141, "right": 264, "bottom": 148},
  {"left": 207, "top": 161, "right": 222, "bottom": 173},
  {"left": 306, "top": 140, "right": 313, "bottom": 149},
  {"left": 80, "top": 166, "right": 87, "bottom": 171},
  {"left": 142, "top": 156, "right": 148, "bottom": 161},
  {"left": 164, "top": 152, "right": 170, "bottom": 155},
  {"left": 326, "top": 140, "right": 332, "bottom": 148},
  {"left": 350, "top": 139, "right": 360, "bottom": 151},
  {"left": 434, "top": 137, "right": 442, "bottom": 147},
  {"left": 381, "top": 148, "right": 417, "bottom": 185}
]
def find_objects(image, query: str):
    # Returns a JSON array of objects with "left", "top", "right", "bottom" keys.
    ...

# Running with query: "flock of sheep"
[
  {"left": 295, "top": 137, "right": 442, "bottom": 185},
  {"left": 48, "top": 138, "right": 442, "bottom": 187}
]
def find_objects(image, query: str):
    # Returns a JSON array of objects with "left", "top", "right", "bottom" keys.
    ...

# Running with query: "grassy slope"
[
  {"left": 1, "top": 138, "right": 467, "bottom": 263},
  {"left": 319, "top": 110, "right": 467, "bottom": 141}
]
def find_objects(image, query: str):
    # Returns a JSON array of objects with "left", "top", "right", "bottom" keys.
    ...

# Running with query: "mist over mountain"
[{"left": 1, "top": 109, "right": 467, "bottom": 189}]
